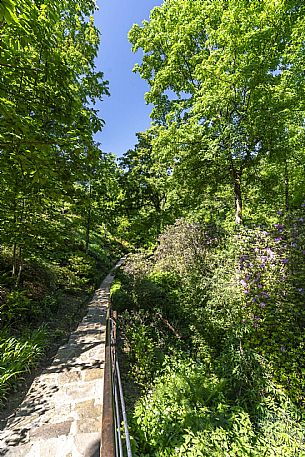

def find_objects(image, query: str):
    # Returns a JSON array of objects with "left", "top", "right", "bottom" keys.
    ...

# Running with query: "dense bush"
[
  {"left": 114, "top": 217, "right": 305, "bottom": 456},
  {"left": 131, "top": 358, "right": 305, "bottom": 457},
  {"left": 111, "top": 279, "right": 134, "bottom": 313}
]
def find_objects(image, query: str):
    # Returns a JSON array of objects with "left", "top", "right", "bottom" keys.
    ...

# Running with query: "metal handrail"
[
  {"left": 101, "top": 309, "right": 132, "bottom": 457},
  {"left": 101, "top": 310, "right": 115, "bottom": 456}
]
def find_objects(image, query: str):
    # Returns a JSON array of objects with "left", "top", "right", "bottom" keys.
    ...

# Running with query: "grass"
[
  {"left": 0, "top": 231, "right": 124, "bottom": 408},
  {"left": 0, "top": 328, "right": 47, "bottom": 405}
]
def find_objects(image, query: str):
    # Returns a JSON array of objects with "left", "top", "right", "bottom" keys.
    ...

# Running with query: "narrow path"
[{"left": 0, "top": 264, "right": 121, "bottom": 457}]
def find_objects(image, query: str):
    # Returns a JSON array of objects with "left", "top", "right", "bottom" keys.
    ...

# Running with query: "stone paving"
[{"left": 0, "top": 266, "right": 120, "bottom": 457}]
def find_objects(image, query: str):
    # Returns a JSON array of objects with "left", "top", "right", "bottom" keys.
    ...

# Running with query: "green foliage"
[
  {"left": 0, "top": 0, "right": 115, "bottom": 284},
  {"left": 129, "top": 0, "right": 305, "bottom": 225},
  {"left": 116, "top": 216, "right": 305, "bottom": 456},
  {"left": 0, "top": 227, "right": 120, "bottom": 404},
  {"left": 1, "top": 290, "right": 33, "bottom": 323},
  {"left": 67, "top": 252, "right": 95, "bottom": 285},
  {"left": 0, "top": 327, "right": 48, "bottom": 404},
  {"left": 100, "top": 1, "right": 305, "bottom": 454},
  {"left": 125, "top": 317, "right": 160, "bottom": 386},
  {"left": 0, "top": 0, "right": 18, "bottom": 24},
  {"left": 0, "top": 289, "right": 54, "bottom": 326},
  {"left": 111, "top": 279, "right": 134, "bottom": 313},
  {"left": 130, "top": 357, "right": 305, "bottom": 457},
  {"left": 118, "top": 130, "right": 172, "bottom": 246}
]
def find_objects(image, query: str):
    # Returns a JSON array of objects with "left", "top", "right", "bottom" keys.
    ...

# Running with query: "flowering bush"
[
  {"left": 115, "top": 216, "right": 305, "bottom": 456},
  {"left": 235, "top": 212, "right": 305, "bottom": 404}
]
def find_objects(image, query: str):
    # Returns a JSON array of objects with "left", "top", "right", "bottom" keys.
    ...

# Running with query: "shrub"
[
  {"left": 130, "top": 357, "right": 305, "bottom": 457},
  {"left": 0, "top": 290, "right": 34, "bottom": 325},
  {"left": 119, "top": 310, "right": 169, "bottom": 386},
  {"left": 117, "top": 216, "right": 305, "bottom": 455},
  {"left": 68, "top": 252, "right": 96, "bottom": 285},
  {"left": 0, "top": 327, "right": 48, "bottom": 403},
  {"left": 111, "top": 279, "right": 134, "bottom": 312}
]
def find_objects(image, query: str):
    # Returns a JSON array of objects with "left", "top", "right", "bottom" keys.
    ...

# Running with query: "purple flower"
[
  {"left": 240, "top": 279, "right": 247, "bottom": 288},
  {"left": 259, "top": 302, "right": 266, "bottom": 308},
  {"left": 261, "top": 292, "right": 270, "bottom": 298},
  {"left": 274, "top": 237, "right": 282, "bottom": 242},
  {"left": 266, "top": 249, "right": 275, "bottom": 259},
  {"left": 281, "top": 258, "right": 289, "bottom": 264}
]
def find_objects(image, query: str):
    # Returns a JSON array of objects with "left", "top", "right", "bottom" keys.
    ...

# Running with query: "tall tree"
[
  {"left": 129, "top": 0, "right": 305, "bottom": 225},
  {"left": 119, "top": 130, "right": 171, "bottom": 244},
  {"left": 72, "top": 152, "right": 121, "bottom": 253},
  {"left": 0, "top": 0, "right": 108, "bottom": 276}
]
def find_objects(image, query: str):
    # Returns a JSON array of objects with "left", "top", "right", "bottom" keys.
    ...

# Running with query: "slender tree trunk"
[
  {"left": 12, "top": 189, "right": 18, "bottom": 276},
  {"left": 234, "top": 179, "right": 243, "bottom": 225},
  {"left": 284, "top": 157, "right": 289, "bottom": 212},
  {"left": 231, "top": 166, "right": 243, "bottom": 225},
  {"left": 15, "top": 247, "right": 23, "bottom": 288},
  {"left": 13, "top": 195, "right": 25, "bottom": 285},
  {"left": 153, "top": 195, "right": 162, "bottom": 236},
  {"left": 85, "top": 181, "right": 92, "bottom": 254},
  {"left": 12, "top": 243, "right": 17, "bottom": 277},
  {"left": 159, "top": 193, "right": 167, "bottom": 234}
]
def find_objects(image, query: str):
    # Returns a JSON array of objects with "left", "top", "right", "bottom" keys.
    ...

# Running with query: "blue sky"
[{"left": 94, "top": 1, "right": 162, "bottom": 157}]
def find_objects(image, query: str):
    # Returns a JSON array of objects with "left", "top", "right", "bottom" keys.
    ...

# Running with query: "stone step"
[{"left": 0, "top": 270, "right": 117, "bottom": 457}]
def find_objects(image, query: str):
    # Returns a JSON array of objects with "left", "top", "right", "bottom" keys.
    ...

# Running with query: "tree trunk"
[
  {"left": 284, "top": 157, "right": 289, "bottom": 212},
  {"left": 234, "top": 180, "right": 243, "bottom": 225},
  {"left": 85, "top": 181, "right": 92, "bottom": 254},
  {"left": 12, "top": 243, "right": 17, "bottom": 277},
  {"left": 15, "top": 247, "right": 23, "bottom": 288},
  {"left": 231, "top": 166, "right": 243, "bottom": 225}
]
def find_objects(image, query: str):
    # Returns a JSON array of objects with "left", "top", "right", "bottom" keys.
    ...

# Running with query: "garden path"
[{"left": 0, "top": 262, "right": 122, "bottom": 457}]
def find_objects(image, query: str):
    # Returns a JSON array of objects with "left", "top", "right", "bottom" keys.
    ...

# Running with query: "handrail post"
[
  {"left": 101, "top": 283, "right": 133, "bottom": 457},
  {"left": 101, "top": 311, "right": 115, "bottom": 456}
]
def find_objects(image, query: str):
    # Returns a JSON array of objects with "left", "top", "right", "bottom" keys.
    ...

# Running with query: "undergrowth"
[
  {"left": 112, "top": 218, "right": 305, "bottom": 456},
  {"left": 0, "top": 229, "right": 123, "bottom": 406},
  {"left": 0, "top": 328, "right": 48, "bottom": 405}
]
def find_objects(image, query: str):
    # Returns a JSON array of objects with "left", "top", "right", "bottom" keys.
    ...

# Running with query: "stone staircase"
[{"left": 0, "top": 269, "right": 118, "bottom": 457}]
